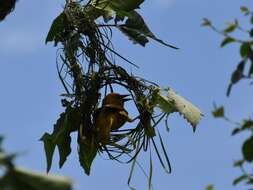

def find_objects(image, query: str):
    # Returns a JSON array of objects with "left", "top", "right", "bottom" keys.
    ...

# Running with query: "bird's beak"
[{"left": 121, "top": 94, "right": 131, "bottom": 102}]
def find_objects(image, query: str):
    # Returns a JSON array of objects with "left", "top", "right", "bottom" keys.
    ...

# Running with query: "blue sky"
[{"left": 1, "top": 0, "right": 253, "bottom": 190}]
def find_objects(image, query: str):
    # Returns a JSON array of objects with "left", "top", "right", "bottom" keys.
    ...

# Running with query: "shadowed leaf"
[
  {"left": 227, "top": 60, "right": 246, "bottom": 96},
  {"left": 220, "top": 37, "right": 236, "bottom": 47},
  {"left": 240, "top": 43, "right": 252, "bottom": 58},
  {"left": 233, "top": 174, "right": 248, "bottom": 185},
  {"left": 223, "top": 23, "right": 237, "bottom": 33},
  {"left": 119, "top": 11, "right": 178, "bottom": 49},
  {"left": 202, "top": 18, "right": 212, "bottom": 27},
  {"left": 92, "top": 0, "right": 144, "bottom": 12},
  {"left": 233, "top": 159, "right": 244, "bottom": 167},
  {"left": 78, "top": 139, "right": 98, "bottom": 175},
  {"left": 212, "top": 106, "right": 224, "bottom": 118},
  {"left": 40, "top": 133, "right": 56, "bottom": 173},
  {"left": 40, "top": 107, "right": 80, "bottom": 172},
  {"left": 45, "top": 12, "right": 66, "bottom": 46},
  {"left": 242, "top": 137, "right": 253, "bottom": 162}
]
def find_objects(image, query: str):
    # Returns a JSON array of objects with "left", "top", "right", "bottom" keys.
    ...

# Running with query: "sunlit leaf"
[{"left": 155, "top": 87, "right": 203, "bottom": 131}]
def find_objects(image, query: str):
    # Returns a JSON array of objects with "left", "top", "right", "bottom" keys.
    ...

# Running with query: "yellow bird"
[{"left": 93, "top": 93, "right": 132, "bottom": 144}]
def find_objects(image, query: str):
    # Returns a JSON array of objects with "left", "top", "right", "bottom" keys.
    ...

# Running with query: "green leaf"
[
  {"left": 233, "top": 174, "right": 248, "bottom": 185},
  {"left": 220, "top": 37, "right": 236, "bottom": 47},
  {"left": 0, "top": 135, "right": 3, "bottom": 147},
  {"left": 226, "top": 83, "right": 233, "bottom": 97},
  {"left": 246, "top": 179, "right": 253, "bottom": 184},
  {"left": 250, "top": 28, "right": 253, "bottom": 37},
  {"left": 233, "top": 159, "right": 244, "bottom": 167},
  {"left": 154, "top": 87, "right": 203, "bottom": 131},
  {"left": 240, "top": 6, "right": 249, "bottom": 14},
  {"left": 232, "top": 128, "right": 241, "bottom": 136},
  {"left": 212, "top": 106, "right": 224, "bottom": 118},
  {"left": 119, "top": 26, "right": 149, "bottom": 46},
  {"left": 45, "top": 12, "right": 66, "bottom": 46},
  {"left": 205, "top": 185, "right": 214, "bottom": 190},
  {"left": 57, "top": 134, "right": 71, "bottom": 168},
  {"left": 146, "top": 127, "right": 156, "bottom": 137},
  {"left": 231, "top": 60, "right": 245, "bottom": 83},
  {"left": 223, "top": 23, "right": 237, "bottom": 33},
  {"left": 91, "top": 0, "right": 144, "bottom": 12},
  {"left": 248, "top": 63, "right": 253, "bottom": 76},
  {"left": 14, "top": 167, "right": 73, "bottom": 190},
  {"left": 241, "top": 120, "right": 253, "bottom": 130},
  {"left": 78, "top": 139, "right": 98, "bottom": 175},
  {"left": 40, "top": 133, "right": 56, "bottom": 173},
  {"left": 242, "top": 137, "right": 253, "bottom": 162},
  {"left": 112, "top": 0, "right": 144, "bottom": 11},
  {"left": 240, "top": 43, "right": 252, "bottom": 58},
  {"left": 118, "top": 11, "right": 178, "bottom": 49},
  {"left": 233, "top": 121, "right": 253, "bottom": 135},
  {"left": 231, "top": 69, "right": 243, "bottom": 84},
  {"left": 40, "top": 107, "right": 80, "bottom": 172},
  {"left": 202, "top": 18, "right": 212, "bottom": 27}
]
